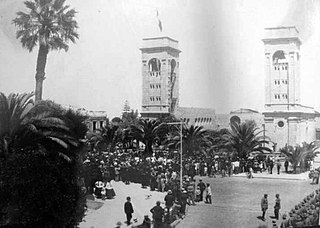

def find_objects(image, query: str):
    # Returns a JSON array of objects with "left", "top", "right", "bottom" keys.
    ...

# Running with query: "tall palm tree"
[
  {"left": 225, "top": 121, "right": 271, "bottom": 160},
  {"left": 13, "top": 0, "right": 79, "bottom": 102}
]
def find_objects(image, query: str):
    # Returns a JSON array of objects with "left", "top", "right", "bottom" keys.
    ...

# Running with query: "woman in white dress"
[{"left": 105, "top": 181, "right": 116, "bottom": 199}]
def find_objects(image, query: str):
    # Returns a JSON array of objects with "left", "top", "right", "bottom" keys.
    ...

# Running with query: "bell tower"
[
  {"left": 140, "top": 37, "right": 181, "bottom": 118},
  {"left": 262, "top": 26, "right": 317, "bottom": 149},
  {"left": 262, "top": 26, "right": 301, "bottom": 111}
]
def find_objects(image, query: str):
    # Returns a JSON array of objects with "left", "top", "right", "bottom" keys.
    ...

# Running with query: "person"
[
  {"left": 124, "top": 196, "right": 134, "bottom": 226},
  {"left": 247, "top": 166, "right": 253, "bottom": 179},
  {"left": 115, "top": 221, "right": 122, "bottom": 228},
  {"left": 137, "top": 215, "right": 151, "bottom": 228},
  {"left": 150, "top": 201, "right": 164, "bottom": 228},
  {"left": 164, "top": 190, "right": 175, "bottom": 208},
  {"left": 187, "top": 181, "right": 195, "bottom": 205},
  {"left": 106, "top": 181, "right": 116, "bottom": 199},
  {"left": 280, "top": 214, "right": 291, "bottom": 228},
  {"left": 284, "top": 160, "right": 289, "bottom": 173},
  {"left": 197, "top": 179, "right": 206, "bottom": 201},
  {"left": 195, "top": 186, "right": 201, "bottom": 202},
  {"left": 94, "top": 180, "right": 104, "bottom": 199},
  {"left": 205, "top": 183, "right": 212, "bottom": 204},
  {"left": 180, "top": 190, "right": 188, "bottom": 215},
  {"left": 270, "top": 160, "right": 274, "bottom": 174},
  {"left": 272, "top": 220, "right": 279, "bottom": 228},
  {"left": 274, "top": 194, "right": 281, "bottom": 220},
  {"left": 276, "top": 159, "right": 281, "bottom": 175},
  {"left": 261, "top": 194, "right": 268, "bottom": 221}
]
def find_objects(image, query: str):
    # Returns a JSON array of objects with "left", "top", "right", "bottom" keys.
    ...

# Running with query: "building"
[
  {"left": 140, "top": 27, "right": 320, "bottom": 147},
  {"left": 66, "top": 106, "right": 108, "bottom": 132},
  {"left": 262, "top": 26, "right": 320, "bottom": 149},
  {"left": 140, "top": 36, "right": 216, "bottom": 129},
  {"left": 140, "top": 37, "right": 181, "bottom": 118}
]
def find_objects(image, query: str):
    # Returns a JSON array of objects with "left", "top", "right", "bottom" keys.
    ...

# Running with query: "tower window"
[{"left": 148, "top": 58, "right": 161, "bottom": 72}]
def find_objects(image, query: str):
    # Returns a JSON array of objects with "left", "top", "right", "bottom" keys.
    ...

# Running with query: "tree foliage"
[
  {"left": 225, "top": 121, "right": 271, "bottom": 160},
  {"left": 280, "top": 142, "right": 319, "bottom": 173},
  {"left": 0, "top": 92, "right": 87, "bottom": 227}
]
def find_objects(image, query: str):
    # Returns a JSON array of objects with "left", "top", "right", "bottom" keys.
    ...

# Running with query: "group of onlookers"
[{"left": 260, "top": 189, "right": 320, "bottom": 228}]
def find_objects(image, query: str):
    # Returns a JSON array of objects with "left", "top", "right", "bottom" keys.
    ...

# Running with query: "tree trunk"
[{"left": 35, "top": 45, "right": 49, "bottom": 102}]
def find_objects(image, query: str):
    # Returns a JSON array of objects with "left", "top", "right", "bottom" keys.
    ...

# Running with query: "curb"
[
  {"left": 170, "top": 218, "right": 182, "bottom": 228},
  {"left": 232, "top": 175, "right": 308, "bottom": 181}
]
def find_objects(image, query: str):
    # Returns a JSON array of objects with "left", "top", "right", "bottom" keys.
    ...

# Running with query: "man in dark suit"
[
  {"left": 197, "top": 179, "right": 206, "bottom": 202},
  {"left": 124, "top": 196, "right": 134, "bottom": 225},
  {"left": 150, "top": 201, "right": 164, "bottom": 228}
]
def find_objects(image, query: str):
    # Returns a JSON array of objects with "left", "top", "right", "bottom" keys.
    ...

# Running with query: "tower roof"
[
  {"left": 262, "top": 26, "right": 302, "bottom": 45},
  {"left": 140, "top": 36, "right": 181, "bottom": 53}
]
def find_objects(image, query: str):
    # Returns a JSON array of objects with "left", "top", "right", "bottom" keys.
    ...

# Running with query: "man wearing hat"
[
  {"left": 197, "top": 179, "right": 206, "bottom": 202},
  {"left": 180, "top": 190, "right": 188, "bottom": 215},
  {"left": 150, "top": 201, "right": 164, "bottom": 228},
  {"left": 261, "top": 194, "right": 268, "bottom": 221},
  {"left": 124, "top": 196, "right": 134, "bottom": 225},
  {"left": 137, "top": 215, "right": 151, "bottom": 228},
  {"left": 274, "top": 194, "right": 281, "bottom": 220},
  {"left": 164, "top": 190, "right": 175, "bottom": 208},
  {"left": 280, "top": 214, "right": 291, "bottom": 228}
]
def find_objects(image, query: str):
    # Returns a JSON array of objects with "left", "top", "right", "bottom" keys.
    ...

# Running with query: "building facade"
[
  {"left": 140, "top": 37, "right": 181, "bottom": 118},
  {"left": 262, "top": 26, "right": 319, "bottom": 149},
  {"left": 140, "top": 28, "right": 320, "bottom": 148}
]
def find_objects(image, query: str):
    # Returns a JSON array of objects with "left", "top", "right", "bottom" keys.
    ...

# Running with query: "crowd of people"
[
  {"left": 278, "top": 189, "right": 320, "bottom": 228},
  {"left": 87, "top": 149, "right": 320, "bottom": 227}
]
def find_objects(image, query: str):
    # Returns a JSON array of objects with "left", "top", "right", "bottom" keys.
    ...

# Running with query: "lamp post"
[{"left": 166, "top": 121, "right": 183, "bottom": 190}]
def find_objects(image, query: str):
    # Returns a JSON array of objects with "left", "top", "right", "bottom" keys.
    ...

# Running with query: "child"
[{"left": 205, "top": 183, "right": 212, "bottom": 204}]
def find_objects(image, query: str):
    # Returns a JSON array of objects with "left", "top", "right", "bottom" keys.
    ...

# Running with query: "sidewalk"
[
  {"left": 80, "top": 181, "right": 167, "bottom": 228},
  {"left": 233, "top": 171, "right": 310, "bottom": 180}
]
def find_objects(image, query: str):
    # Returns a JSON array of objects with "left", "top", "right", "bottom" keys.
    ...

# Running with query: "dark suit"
[
  {"left": 150, "top": 205, "right": 164, "bottom": 228},
  {"left": 124, "top": 201, "right": 134, "bottom": 225}
]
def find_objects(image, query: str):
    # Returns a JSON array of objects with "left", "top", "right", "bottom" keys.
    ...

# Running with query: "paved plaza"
[
  {"left": 79, "top": 171, "right": 317, "bottom": 228},
  {"left": 80, "top": 180, "right": 167, "bottom": 228},
  {"left": 178, "top": 174, "right": 318, "bottom": 228}
]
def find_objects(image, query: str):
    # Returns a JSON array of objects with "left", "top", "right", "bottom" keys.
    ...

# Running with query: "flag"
[{"left": 156, "top": 10, "right": 162, "bottom": 32}]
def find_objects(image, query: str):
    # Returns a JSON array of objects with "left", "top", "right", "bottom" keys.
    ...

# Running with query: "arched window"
[
  {"left": 148, "top": 58, "right": 161, "bottom": 72},
  {"left": 272, "top": 50, "right": 287, "bottom": 64}
]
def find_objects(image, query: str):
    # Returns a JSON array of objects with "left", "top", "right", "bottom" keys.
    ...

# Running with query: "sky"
[{"left": 1, "top": 0, "right": 320, "bottom": 118}]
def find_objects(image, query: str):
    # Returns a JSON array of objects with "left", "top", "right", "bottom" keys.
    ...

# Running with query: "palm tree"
[
  {"left": 0, "top": 92, "right": 87, "bottom": 226},
  {"left": 280, "top": 142, "right": 319, "bottom": 173},
  {"left": 0, "top": 92, "right": 77, "bottom": 160},
  {"left": 225, "top": 121, "right": 271, "bottom": 160},
  {"left": 87, "top": 125, "right": 122, "bottom": 153},
  {"left": 13, "top": 0, "right": 79, "bottom": 102},
  {"left": 280, "top": 145, "right": 304, "bottom": 173},
  {"left": 167, "top": 124, "right": 212, "bottom": 158},
  {"left": 129, "top": 119, "right": 162, "bottom": 157}
]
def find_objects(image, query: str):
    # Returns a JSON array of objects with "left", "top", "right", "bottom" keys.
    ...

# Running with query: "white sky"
[{"left": 1, "top": 0, "right": 320, "bottom": 118}]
